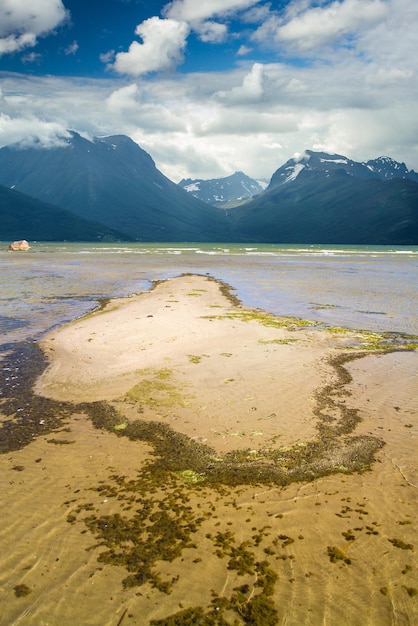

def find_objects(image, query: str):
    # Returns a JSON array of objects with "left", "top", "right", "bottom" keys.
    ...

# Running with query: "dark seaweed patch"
[
  {"left": 13, "top": 584, "right": 32, "bottom": 598},
  {"left": 0, "top": 342, "right": 74, "bottom": 453}
]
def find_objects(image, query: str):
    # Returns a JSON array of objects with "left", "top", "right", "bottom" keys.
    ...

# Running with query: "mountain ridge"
[{"left": 0, "top": 136, "right": 417, "bottom": 244}]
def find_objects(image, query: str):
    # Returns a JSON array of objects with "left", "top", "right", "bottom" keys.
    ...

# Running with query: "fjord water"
[{"left": 0, "top": 243, "right": 417, "bottom": 347}]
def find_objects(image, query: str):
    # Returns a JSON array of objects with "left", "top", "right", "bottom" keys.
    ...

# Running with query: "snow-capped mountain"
[
  {"left": 179, "top": 171, "right": 266, "bottom": 207},
  {"left": 228, "top": 150, "right": 418, "bottom": 244},
  {"left": 269, "top": 150, "right": 418, "bottom": 189}
]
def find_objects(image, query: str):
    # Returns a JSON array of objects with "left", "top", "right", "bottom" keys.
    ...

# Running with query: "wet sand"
[{"left": 1, "top": 275, "right": 417, "bottom": 625}]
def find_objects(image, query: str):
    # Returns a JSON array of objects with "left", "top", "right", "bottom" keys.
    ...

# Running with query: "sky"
[{"left": 0, "top": 0, "right": 418, "bottom": 182}]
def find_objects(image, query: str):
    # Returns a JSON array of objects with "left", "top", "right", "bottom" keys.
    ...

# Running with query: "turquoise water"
[{"left": 1, "top": 242, "right": 417, "bottom": 346}]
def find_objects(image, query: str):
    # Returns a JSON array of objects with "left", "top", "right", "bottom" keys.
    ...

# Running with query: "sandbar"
[{"left": 37, "top": 274, "right": 362, "bottom": 453}]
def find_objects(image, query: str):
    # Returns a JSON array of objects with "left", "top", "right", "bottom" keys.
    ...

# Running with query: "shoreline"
[{"left": 1, "top": 274, "right": 417, "bottom": 625}]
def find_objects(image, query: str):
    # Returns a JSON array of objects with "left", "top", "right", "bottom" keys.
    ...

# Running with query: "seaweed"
[
  {"left": 403, "top": 587, "right": 418, "bottom": 597},
  {"left": 13, "top": 584, "right": 32, "bottom": 598},
  {"left": 388, "top": 538, "right": 414, "bottom": 551},
  {"left": 327, "top": 546, "right": 352, "bottom": 565},
  {"left": 0, "top": 342, "right": 74, "bottom": 453}
]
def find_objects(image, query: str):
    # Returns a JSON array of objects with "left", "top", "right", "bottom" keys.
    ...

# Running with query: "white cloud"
[
  {"left": 65, "top": 40, "right": 79, "bottom": 56},
  {"left": 253, "top": 0, "right": 389, "bottom": 53},
  {"left": 241, "top": 3, "right": 273, "bottom": 24},
  {"left": 111, "top": 17, "right": 189, "bottom": 76},
  {"left": 163, "top": 0, "right": 262, "bottom": 45},
  {"left": 0, "top": 0, "right": 68, "bottom": 56},
  {"left": 215, "top": 63, "right": 265, "bottom": 104},
  {"left": 164, "top": 0, "right": 262, "bottom": 22},
  {"left": 366, "top": 68, "right": 413, "bottom": 86},
  {"left": 100, "top": 50, "right": 115, "bottom": 64},
  {"left": 21, "top": 51, "right": 43, "bottom": 64},
  {"left": 0, "top": 113, "right": 70, "bottom": 147},
  {"left": 195, "top": 21, "right": 227, "bottom": 43},
  {"left": 277, "top": 0, "right": 388, "bottom": 50},
  {"left": 0, "top": 32, "right": 36, "bottom": 56},
  {"left": 106, "top": 83, "right": 139, "bottom": 112},
  {"left": 237, "top": 45, "right": 252, "bottom": 56}
]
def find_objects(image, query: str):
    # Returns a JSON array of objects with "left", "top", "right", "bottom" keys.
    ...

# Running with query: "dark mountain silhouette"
[
  {"left": 0, "top": 132, "right": 228, "bottom": 242},
  {"left": 0, "top": 183, "right": 130, "bottom": 242}
]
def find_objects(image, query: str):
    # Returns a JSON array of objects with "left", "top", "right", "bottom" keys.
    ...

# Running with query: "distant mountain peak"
[{"left": 179, "top": 171, "right": 265, "bottom": 207}]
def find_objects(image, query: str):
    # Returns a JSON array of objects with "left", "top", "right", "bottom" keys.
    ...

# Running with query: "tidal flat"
[{"left": 0, "top": 271, "right": 417, "bottom": 625}]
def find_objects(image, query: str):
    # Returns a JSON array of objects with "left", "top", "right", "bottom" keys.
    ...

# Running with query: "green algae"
[
  {"left": 343, "top": 330, "right": 418, "bottom": 352},
  {"left": 259, "top": 338, "right": 299, "bottom": 345},
  {"left": 187, "top": 354, "right": 209, "bottom": 364},
  {"left": 203, "top": 309, "right": 317, "bottom": 330},
  {"left": 67, "top": 471, "right": 214, "bottom": 594},
  {"left": 311, "top": 303, "right": 339, "bottom": 310},
  {"left": 178, "top": 469, "right": 206, "bottom": 484},
  {"left": 1, "top": 326, "right": 389, "bottom": 488},
  {"left": 124, "top": 368, "right": 192, "bottom": 409},
  {"left": 3, "top": 275, "right": 417, "bottom": 623},
  {"left": 188, "top": 354, "right": 202, "bottom": 364}
]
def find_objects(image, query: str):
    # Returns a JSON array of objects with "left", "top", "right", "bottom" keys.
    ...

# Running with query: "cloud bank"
[{"left": 1, "top": 0, "right": 418, "bottom": 183}]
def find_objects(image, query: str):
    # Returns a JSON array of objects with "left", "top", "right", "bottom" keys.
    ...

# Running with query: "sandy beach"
[{"left": 1, "top": 274, "right": 417, "bottom": 625}]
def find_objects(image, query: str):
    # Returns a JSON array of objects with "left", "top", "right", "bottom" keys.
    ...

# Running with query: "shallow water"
[
  {"left": 1, "top": 242, "right": 417, "bottom": 626},
  {"left": 1, "top": 242, "right": 417, "bottom": 347}
]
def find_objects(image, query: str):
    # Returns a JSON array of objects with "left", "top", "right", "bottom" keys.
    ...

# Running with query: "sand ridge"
[{"left": 36, "top": 274, "right": 350, "bottom": 452}]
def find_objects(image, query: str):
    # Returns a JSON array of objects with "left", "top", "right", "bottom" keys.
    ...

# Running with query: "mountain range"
[
  {"left": 0, "top": 135, "right": 417, "bottom": 244},
  {"left": 179, "top": 172, "right": 266, "bottom": 207}
]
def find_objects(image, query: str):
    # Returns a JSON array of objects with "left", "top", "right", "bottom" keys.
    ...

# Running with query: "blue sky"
[{"left": 1, "top": 0, "right": 417, "bottom": 181}]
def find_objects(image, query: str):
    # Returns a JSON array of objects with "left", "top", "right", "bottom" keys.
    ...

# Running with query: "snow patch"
[
  {"left": 319, "top": 158, "right": 348, "bottom": 164},
  {"left": 284, "top": 163, "right": 305, "bottom": 183},
  {"left": 184, "top": 182, "right": 200, "bottom": 192}
]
